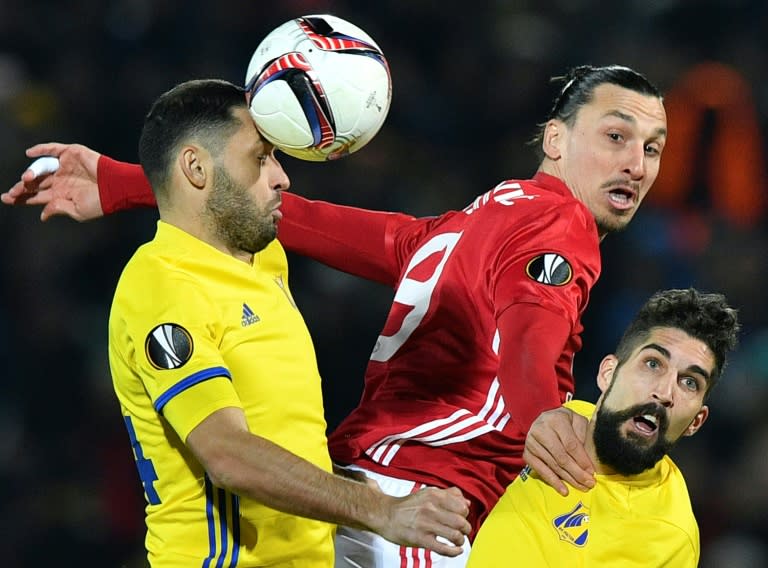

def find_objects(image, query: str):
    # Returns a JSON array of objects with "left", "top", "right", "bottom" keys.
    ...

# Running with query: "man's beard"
[
  {"left": 593, "top": 401, "right": 674, "bottom": 475},
  {"left": 206, "top": 167, "right": 277, "bottom": 255}
]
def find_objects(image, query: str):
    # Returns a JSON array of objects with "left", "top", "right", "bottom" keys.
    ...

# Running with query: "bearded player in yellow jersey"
[
  {"left": 469, "top": 288, "right": 740, "bottom": 567},
  {"left": 106, "top": 78, "right": 472, "bottom": 567}
]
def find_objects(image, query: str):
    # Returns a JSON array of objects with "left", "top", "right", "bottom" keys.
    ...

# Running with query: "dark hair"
[
  {"left": 530, "top": 65, "right": 662, "bottom": 160},
  {"left": 138, "top": 79, "right": 247, "bottom": 202},
  {"left": 614, "top": 288, "right": 740, "bottom": 395}
]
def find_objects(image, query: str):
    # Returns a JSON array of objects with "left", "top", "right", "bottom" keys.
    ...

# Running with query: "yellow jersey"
[
  {"left": 109, "top": 221, "right": 334, "bottom": 567},
  {"left": 469, "top": 401, "right": 699, "bottom": 567}
]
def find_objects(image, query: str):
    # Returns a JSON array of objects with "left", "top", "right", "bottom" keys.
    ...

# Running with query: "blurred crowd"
[{"left": 1, "top": 0, "right": 767, "bottom": 565}]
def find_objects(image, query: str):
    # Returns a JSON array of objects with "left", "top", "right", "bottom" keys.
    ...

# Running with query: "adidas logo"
[{"left": 241, "top": 303, "right": 260, "bottom": 327}]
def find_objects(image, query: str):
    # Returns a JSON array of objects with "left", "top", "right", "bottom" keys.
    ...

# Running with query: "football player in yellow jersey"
[
  {"left": 104, "top": 78, "right": 472, "bottom": 567},
  {"left": 469, "top": 288, "right": 740, "bottom": 567}
]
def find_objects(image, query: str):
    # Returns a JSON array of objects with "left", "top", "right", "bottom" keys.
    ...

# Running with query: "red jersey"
[
  {"left": 98, "top": 161, "right": 601, "bottom": 537},
  {"left": 277, "top": 172, "right": 601, "bottom": 535}
]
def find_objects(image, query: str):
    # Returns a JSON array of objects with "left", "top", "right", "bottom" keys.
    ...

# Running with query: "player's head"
[
  {"left": 592, "top": 288, "right": 739, "bottom": 475},
  {"left": 138, "top": 79, "right": 289, "bottom": 256},
  {"left": 534, "top": 65, "right": 667, "bottom": 238}
]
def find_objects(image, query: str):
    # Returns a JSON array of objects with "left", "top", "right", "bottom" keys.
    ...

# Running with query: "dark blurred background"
[{"left": 1, "top": 0, "right": 767, "bottom": 565}]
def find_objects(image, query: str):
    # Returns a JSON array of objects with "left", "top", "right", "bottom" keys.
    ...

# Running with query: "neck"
[{"left": 160, "top": 210, "right": 254, "bottom": 264}]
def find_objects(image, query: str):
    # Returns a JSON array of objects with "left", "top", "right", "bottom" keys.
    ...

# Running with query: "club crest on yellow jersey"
[{"left": 552, "top": 501, "right": 589, "bottom": 547}]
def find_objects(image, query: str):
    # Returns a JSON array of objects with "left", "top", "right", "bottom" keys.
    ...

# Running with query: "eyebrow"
[
  {"left": 603, "top": 110, "right": 668, "bottom": 138},
  {"left": 640, "top": 343, "right": 711, "bottom": 382}
]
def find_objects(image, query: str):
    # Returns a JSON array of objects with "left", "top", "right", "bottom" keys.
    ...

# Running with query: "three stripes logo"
[
  {"left": 242, "top": 303, "right": 260, "bottom": 327},
  {"left": 525, "top": 253, "right": 573, "bottom": 286},
  {"left": 145, "top": 323, "right": 193, "bottom": 370}
]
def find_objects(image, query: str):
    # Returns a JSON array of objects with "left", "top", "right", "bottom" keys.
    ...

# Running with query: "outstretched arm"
[
  {"left": 279, "top": 192, "right": 418, "bottom": 286},
  {"left": 188, "top": 407, "right": 472, "bottom": 556}
]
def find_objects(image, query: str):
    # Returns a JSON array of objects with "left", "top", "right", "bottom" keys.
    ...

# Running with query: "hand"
[
  {"left": 2, "top": 143, "right": 103, "bottom": 222},
  {"left": 523, "top": 406, "right": 595, "bottom": 496},
  {"left": 375, "top": 486, "right": 471, "bottom": 557}
]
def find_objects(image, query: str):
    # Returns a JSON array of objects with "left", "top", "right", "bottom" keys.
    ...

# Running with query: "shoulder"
[{"left": 467, "top": 178, "right": 596, "bottom": 234}]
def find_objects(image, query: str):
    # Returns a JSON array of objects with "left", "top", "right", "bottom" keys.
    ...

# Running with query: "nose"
[
  {"left": 651, "top": 373, "right": 674, "bottom": 407},
  {"left": 623, "top": 144, "right": 645, "bottom": 181},
  {"left": 270, "top": 155, "right": 290, "bottom": 192}
]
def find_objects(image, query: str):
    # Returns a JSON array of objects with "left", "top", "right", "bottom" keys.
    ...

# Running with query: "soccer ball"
[{"left": 245, "top": 14, "right": 392, "bottom": 162}]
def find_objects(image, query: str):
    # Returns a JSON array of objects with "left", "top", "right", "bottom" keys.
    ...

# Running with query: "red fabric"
[
  {"left": 97, "top": 155, "right": 156, "bottom": 214},
  {"left": 277, "top": 172, "right": 602, "bottom": 537},
  {"left": 279, "top": 192, "right": 413, "bottom": 286}
]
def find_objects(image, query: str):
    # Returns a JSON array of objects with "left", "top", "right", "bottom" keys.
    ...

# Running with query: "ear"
[
  {"left": 542, "top": 119, "right": 564, "bottom": 160},
  {"left": 179, "top": 146, "right": 208, "bottom": 189},
  {"left": 682, "top": 405, "right": 709, "bottom": 437},
  {"left": 596, "top": 354, "right": 618, "bottom": 393}
]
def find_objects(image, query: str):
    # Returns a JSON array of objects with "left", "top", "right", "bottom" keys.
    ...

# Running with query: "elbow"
[{"left": 200, "top": 452, "right": 246, "bottom": 493}]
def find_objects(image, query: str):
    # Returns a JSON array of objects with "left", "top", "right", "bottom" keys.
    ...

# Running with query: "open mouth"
[
  {"left": 607, "top": 187, "right": 636, "bottom": 209},
  {"left": 632, "top": 413, "right": 659, "bottom": 435}
]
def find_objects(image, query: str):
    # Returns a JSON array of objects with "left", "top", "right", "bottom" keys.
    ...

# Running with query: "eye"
[
  {"left": 644, "top": 143, "right": 661, "bottom": 157},
  {"left": 645, "top": 357, "right": 660, "bottom": 369},
  {"left": 257, "top": 154, "right": 269, "bottom": 165},
  {"left": 680, "top": 376, "right": 700, "bottom": 392},
  {"left": 608, "top": 132, "right": 623, "bottom": 142}
]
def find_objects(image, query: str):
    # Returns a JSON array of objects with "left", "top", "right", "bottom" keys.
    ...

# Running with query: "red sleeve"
[
  {"left": 97, "top": 156, "right": 156, "bottom": 214},
  {"left": 278, "top": 192, "right": 417, "bottom": 286},
  {"left": 496, "top": 302, "right": 572, "bottom": 433}
]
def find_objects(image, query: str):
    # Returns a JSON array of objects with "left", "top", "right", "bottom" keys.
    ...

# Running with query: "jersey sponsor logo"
[
  {"left": 553, "top": 501, "right": 590, "bottom": 547},
  {"left": 525, "top": 253, "right": 573, "bottom": 286},
  {"left": 145, "top": 323, "right": 193, "bottom": 370},
  {"left": 241, "top": 303, "right": 260, "bottom": 326}
]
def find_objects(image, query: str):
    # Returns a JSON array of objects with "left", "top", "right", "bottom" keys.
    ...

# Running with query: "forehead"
[
  {"left": 577, "top": 83, "right": 667, "bottom": 134},
  {"left": 632, "top": 327, "right": 715, "bottom": 371},
  {"left": 227, "top": 107, "right": 267, "bottom": 154}
]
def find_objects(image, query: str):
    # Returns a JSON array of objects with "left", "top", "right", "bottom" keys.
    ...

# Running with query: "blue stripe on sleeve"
[{"left": 154, "top": 366, "right": 231, "bottom": 412}]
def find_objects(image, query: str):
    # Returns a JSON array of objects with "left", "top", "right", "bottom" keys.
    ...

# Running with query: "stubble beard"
[{"left": 206, "top": 167, "right": 276, "bottom": 255}]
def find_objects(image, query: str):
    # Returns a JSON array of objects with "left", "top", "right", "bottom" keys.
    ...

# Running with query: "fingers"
[
  {"left": 523, "top": 435, "right": 569, "bottom": 496},
  {"left": 27, "top": 156, "right": 60, "bottom": 178},
  {"left": 385, "top": 486, "right": 471, "bottom": 556},
  {"left": 524, "top": 432, "right": 596, "bottom": 494},
  {"left": 414, "top": 487, "right": 471, "bottom": 548},
  {"left": 427, "top": 536, "right": 466, "bottom": 558},
  {"left": 41, "top": 198, "right": 84, "bottom": 222},
  {"left": 25, "top": 142, "right": 70, "bottom": 159},
  {"left": 523, "top": 407, "right": 596, "bottom": 495}
]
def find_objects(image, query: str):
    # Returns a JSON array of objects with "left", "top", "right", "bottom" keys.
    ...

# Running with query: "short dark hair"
[
  {"left": 530, "top": 65, "right": 662, "bottom": 160},
  {"left": 138, "top": 79, "right": 247, "bottom": 201},
  {"left": 614, "top": 288, "right": 740, "bottom": 395}
]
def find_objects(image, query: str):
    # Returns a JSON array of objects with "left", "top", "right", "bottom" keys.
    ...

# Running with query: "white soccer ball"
[{"left": 245, "top": 14, "right": 392, "bottom": 162}]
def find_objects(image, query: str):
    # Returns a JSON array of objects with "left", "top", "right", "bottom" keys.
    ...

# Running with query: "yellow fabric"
[
  {"left": 109, "top": 221, "right": 334, "bottom": 567},
  {"left": 469, "top": 400, "right": 699, "bottom": 567}
]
